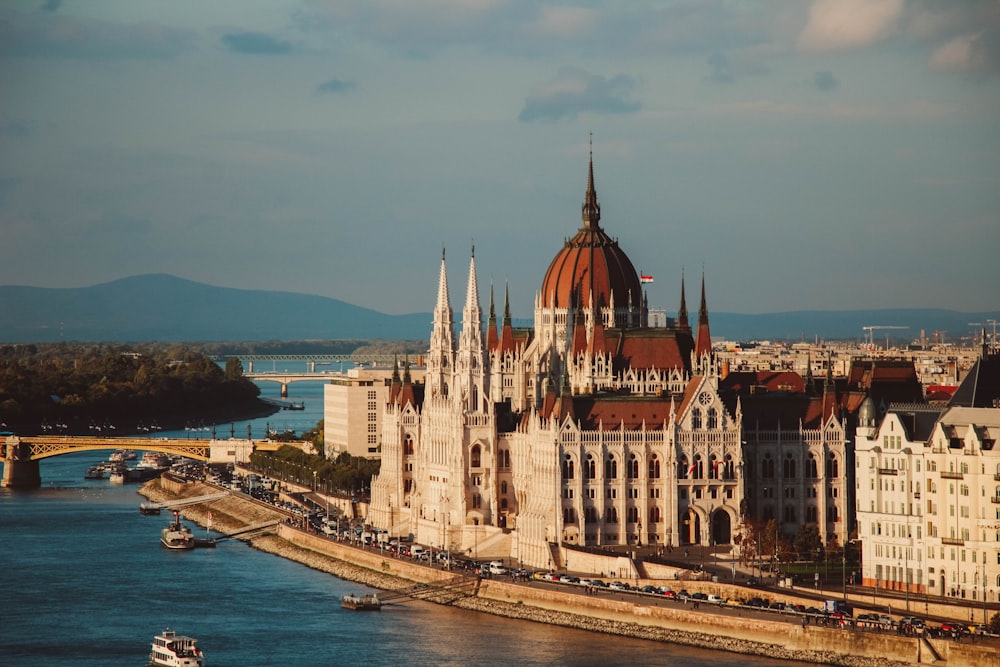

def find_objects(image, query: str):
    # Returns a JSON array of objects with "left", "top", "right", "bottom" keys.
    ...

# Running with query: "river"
[{"left": 0, "top": 372, "right": 809, "bottom": 666}]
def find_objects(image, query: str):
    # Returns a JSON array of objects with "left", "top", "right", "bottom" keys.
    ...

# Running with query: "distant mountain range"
[{"left": 0, "top": 274, "right": 995, "bottom": 344}]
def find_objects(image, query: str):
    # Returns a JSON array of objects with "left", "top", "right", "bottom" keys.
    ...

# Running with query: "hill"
[
  {"left": 0, "top": 274, "right": 430, "bottom": 342},
  {"left": 0, "top": 274, "right": 995, "bottom": 344}
]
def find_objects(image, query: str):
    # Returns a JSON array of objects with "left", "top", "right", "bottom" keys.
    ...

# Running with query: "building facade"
[{"left": 855, "top": 351, "right": 1000, "bottom": 605}]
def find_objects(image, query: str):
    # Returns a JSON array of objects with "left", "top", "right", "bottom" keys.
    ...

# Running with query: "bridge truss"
[{"left": 15, "top": 436, "right": 212, "bottom": 462}]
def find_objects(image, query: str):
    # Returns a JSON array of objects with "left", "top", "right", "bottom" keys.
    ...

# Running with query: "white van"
[
  {"left": 707, "top": 594, "right": 723, "bottom": 605},
  {"left": 488, "top": 561, "right": 507, "bottom": 575},
  {"left": 409, "top": 545, "right": 427, "bottom": 559}
]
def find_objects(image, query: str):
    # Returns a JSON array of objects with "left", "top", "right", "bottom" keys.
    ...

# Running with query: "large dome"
[{"left": 540, "top": 156, "right": 642, "bottom": 311}]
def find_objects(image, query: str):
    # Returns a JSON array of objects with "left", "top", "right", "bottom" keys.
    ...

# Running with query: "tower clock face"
[{"left": 698, "top": 392, "right": 712, "bottom": 406}]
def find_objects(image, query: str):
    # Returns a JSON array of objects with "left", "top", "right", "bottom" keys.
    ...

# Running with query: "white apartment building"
[{"left": 856, "top": 397, "right": 1000, "bottom": 605}]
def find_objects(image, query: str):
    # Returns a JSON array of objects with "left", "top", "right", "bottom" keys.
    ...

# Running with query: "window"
[
  {"left": 649, "top": 455, "right": 661, "bottom": 479},
  {"left": 472, "top": 494, "right": 481, "bottom": 509},
  {"left": 706, "top": 407, "right": 718, "bottom": 430},
  {"left": 691, "top": 408, "right": 702, "bottom": 429},
  {"left": 627, "top": 454, "right": 639, "bottom": 479},
  {"left": 650, "top": 506, "right": 661, "bottom": 523},
  {"left": 585, "top": 454, "right": 596, "bottom": 479},
  {"left": 783, "top": 453, "right": 796, "bottom": 479},
  {"left": 605, "top": 455, "right": 618, "bottom": 479},
  {"left": 807, "top": 454, "right": 818, "bottom": 478},
  {"left": 627, "top": 506, "right": 639, "bottom": 523},
  {"left": 826, "top": 454, "right": 839, "bottom": 478},
  {"left": 762, "top": 454, "right": 775, "bottom": 479},
  {"left": 471, "top": 445, "right": 481, "bottom": 468},
  {"left": 404, "top": 435, "right": 414, "bottom": 456},
  {"left": 585, "top": 506, "right": 597, "bottom": 524},
  {"left": 501, "top": 481, "right": 508, "bottom": 494},
  {"left": 606, "top": 507, "right": 619, "bottom": 524},
  {"left": 783, "top": 505, "right": 796, "bottom": 523},
  {"left": 563, "top": 508, "right": 576, "bottom": 524},
  {"left": 693, "top": 455, "right": 704, "bottom": 479},
  {"left": 562, "top": 455, "right": 575, "bottom": 480}
]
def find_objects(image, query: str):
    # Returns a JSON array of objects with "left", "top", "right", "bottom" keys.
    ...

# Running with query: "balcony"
[
  {"left": 878, "top": 468, "right": 898, "bottom": 476},
  {"left": 991, "top": 496, "right": 1000, "bottom": 504},
  {"left": 941, "top": 537, "right": 965, "bottom": 546},
  {"left": 939, "top": 471, "right": 963, "bottom": 480},
  {"left": 994, "top": 473, "right": 1000, "bottom": 481},
  {"left": 913, "top": 492, "right": 921, "bottom": 499}
]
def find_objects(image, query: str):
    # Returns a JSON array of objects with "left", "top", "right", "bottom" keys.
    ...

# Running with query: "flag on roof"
[{"left": 640, "top": 275, "right": 654, "bottom": 284}]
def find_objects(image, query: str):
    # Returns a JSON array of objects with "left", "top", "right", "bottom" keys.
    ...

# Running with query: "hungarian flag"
[{"left": 640, "top": 275, "right": 654, "bottom": 284}]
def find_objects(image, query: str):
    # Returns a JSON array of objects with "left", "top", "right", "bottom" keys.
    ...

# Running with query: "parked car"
[
  {"left": 609, "top": 581, "right": 627, "bottom": 591},
  {"left": 707, "top": 594, "right": 723, "bottom": 605}
]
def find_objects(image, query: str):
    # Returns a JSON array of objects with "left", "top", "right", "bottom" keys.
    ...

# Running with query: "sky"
[{"left": 1, "top": 0, "right": 999, "bottom": 318}]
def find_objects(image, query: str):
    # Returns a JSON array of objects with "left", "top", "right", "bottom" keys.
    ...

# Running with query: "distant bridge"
[
  {"left": 1, "top": 435, "right": 298, "bottom": 489},
  {"left": 217, "top": 354, "right": 425, "bottom": 373}
]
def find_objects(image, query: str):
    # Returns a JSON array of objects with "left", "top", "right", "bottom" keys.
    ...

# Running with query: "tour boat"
[
  {"left": 149, "top": 628, "right": 205, "bottom": 667},
  {"left": 160, "top": 511, "right": 195, "bottom": 550},
  {"left": 341, "top": 593, "right": 382, "bottom": 611}
]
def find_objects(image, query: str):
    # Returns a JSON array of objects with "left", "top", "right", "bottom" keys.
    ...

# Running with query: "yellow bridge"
[{"left": 2, "top": 434, "right": 291, "bottom": 488}]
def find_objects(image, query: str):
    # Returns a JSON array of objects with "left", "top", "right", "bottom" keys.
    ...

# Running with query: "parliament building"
[{"left": 367, "top": 153, "right": 852, "bottom": 570}]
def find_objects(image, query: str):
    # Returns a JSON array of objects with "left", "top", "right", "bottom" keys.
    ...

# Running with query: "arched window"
[
  {"left": 783, "top": 453, "right": 796, "bottom": 479},
  {"left": 826, "top": 454, "right": 839, "bottom": 478},
  {"left": 649, "top": 455, "right": 661, "bottom": 479},
  {"left": 783, "top": 505, "right": 796, "bottom": 523},
  {"left": 562, "top": 454, "right": 575, "bottom": 480},
  {"left": 709, "top": 454, "right": 719, "bottom": 479},
  {"left": 471, "top": 445, "right": 481, "bottom": 468},
  {"left": 585, "top": 454, "right": 596, "bottom": 479},
  {"left": 724, "top": 454, "right": 734, "bottom": 480},
  {"left": 828, "top": 504, "right": 839, "bottom": 523},
  {"left": 472, "top": 493, "right": 481, "bottom": 509},
  {"left": 807, "top": 454, "right": 818, "bottom": 478},
  {"left": 563, "top": 508, "right": 576, "bottom": 524},
  {"left": 503, "top": 449, "right": 511, "bottom": 469},
  {"left": 706, "top": 407, "right": 717, "bottom": 430},
  {"left": 691, "top": 408, "right": 702, "bottom": 429},
  {"left": 650, "top": 506, "right": 661, "bottom": 523},
  {"left": 806, "top": 505, "right": 818, "bottom": 522},
  {"left": 627, "top": 453, "right": 639, "bottom": 479},
  {"left": 501, "top": 481, "right": 508, "bottom": 494},
  {"left": 585, "top": 506, "right": 598, "bottom": 524},
  {"left": 471, "top": 385, "right": 478, "bottom": 409},
  {"left": 762, "top": 454, "right": 774, "bottom": 479},
  {"left": 606, "top": 507, "right": 618, "bottom": 524},
  {"left": 627, "top": 506, "right": 639, "bottom": 523},
  {"left": 679, "top": 457, "right": 690, "bottom": 479},
  {"left": 501, "top": 497, "right": 508, "bottom": 510},
  {"left": 403, "top": 434, "right": 414, "bottom": 456},
  {"left": 693, "top": 455, "right": 704, "bottom": 479},
  {"left": 763, "top": 505, "right": 775, "bottom": 521},
  {"left": 606, "top": 455, "right": 618, "bottom": 479}
]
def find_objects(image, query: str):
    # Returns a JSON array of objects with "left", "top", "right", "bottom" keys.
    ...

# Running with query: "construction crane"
[{"left": 862, "top": 325, "right": 909, "bottom": 348}]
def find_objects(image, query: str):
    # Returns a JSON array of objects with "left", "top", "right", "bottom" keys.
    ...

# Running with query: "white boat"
[
  {"left": 160, "top": 511, "right": 195, "bottom": 550},
  {"left": 139, "top": 451, "right": 171, "bottom": 469},
  {"left": 149, "top": 628, "right": 205, "bottom": 666}
]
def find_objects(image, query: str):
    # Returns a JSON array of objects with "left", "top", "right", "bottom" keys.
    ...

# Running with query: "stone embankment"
[{"left": 140, "top": 479, "right": 994, "bottom": 667}]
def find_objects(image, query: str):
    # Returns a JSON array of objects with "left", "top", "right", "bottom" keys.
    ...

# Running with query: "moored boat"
[
  {"left": 149, "top": 628, "right": 205, "bottom": 667},
  {"left": 341, "top": 593, "right": 381, "bottom": 611},
  {"left": 160, "top": 511, "right": 195, "bottom": 550}
]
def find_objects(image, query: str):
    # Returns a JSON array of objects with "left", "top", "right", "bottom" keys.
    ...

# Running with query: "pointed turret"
[
  {"left": 428, "top": 248, "right": 455, "bottom": 399},
  {"left": 486, "top": 282, "right": 499, "bottom": 352},
  {"left": 694, "top": 272, "right": 712, "bottom": 360},
  {"left": 581, "top": 136, "right": 601, "bottom": 230},
  {"left": 456, "top": 245, "right": 486, "bottom": 411},
  {"left": 677, "top": 271, "right": 690, "bottom": 332},
  {"left": 499, "top": 281, "right": 515, "bottom": 353}
]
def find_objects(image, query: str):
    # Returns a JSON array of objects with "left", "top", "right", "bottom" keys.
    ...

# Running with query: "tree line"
[{"left": 0, "top": 342, "right": 262, "bottom": 434}]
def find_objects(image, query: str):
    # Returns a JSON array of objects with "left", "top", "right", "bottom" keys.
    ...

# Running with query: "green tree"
[
  {"left": 794, "top": 523, "right": 824, "bottom": 562},
  {"left": 224, "top": 357, "right": 244, "bottom": 381}
]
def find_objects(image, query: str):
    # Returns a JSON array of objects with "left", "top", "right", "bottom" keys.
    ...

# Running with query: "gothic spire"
[
  {"left": 581, "top": 134, "right": 601, "bottom": 229},
  {"left": 678, "top": 270, "right": 690, "bottom": 331},
  {"left": 694, "top": 271, "right": 712, "bottom": 360}
]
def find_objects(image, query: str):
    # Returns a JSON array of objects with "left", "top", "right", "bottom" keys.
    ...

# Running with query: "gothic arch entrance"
[
  {"left": 711, "top": 510, "right": 732, "bottom": 545},
  {"left": 682, "top": 508, "right": 701, "bottom": 545}
]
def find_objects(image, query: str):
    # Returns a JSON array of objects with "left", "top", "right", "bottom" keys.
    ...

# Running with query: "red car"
[{"left": 662, "top": 590, "right": 677, "bottom": 599}]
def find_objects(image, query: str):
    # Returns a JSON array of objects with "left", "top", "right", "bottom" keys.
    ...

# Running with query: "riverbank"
[{"left": 139, "top": 479, "right": 994, "bottom": 667}]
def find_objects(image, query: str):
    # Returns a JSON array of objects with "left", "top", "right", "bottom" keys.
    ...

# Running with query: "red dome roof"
[{"left": 540, "top": 156, "right": 641, "bottom": 311}]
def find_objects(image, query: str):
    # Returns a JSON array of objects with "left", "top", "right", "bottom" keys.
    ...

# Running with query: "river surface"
[{"left": 0, "top": 372, "right": 810, "bottom": 666}]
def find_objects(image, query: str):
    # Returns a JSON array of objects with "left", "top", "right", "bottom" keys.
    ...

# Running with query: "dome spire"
[{"left": 581, "top": 133, "right": 601, "bottom": 229}]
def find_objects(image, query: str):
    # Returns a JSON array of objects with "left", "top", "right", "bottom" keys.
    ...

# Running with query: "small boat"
[
  {"left": 285, "top": 401, "right": 305, "bottom": 410},
  {"left": 149, "top": 628, "right": 205, "bottom": 667},
  {"left": 84, "top": 465, "right": 107, "bottom": 480},
  {"left": 160, "top": 511, "right": 195, "bottom": 550},
  {"left": 139, "top": 503, "right": 162, "bottom": 515},
  {"left": 341, "top": 593, "right": 381, "bottom": 611}
]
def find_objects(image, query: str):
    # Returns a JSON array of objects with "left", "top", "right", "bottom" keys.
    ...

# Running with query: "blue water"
[{"left": 0, "top": 373, "right": 808, "bottom": 666}]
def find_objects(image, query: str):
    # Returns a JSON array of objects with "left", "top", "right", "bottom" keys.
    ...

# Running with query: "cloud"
[
  {"left": 929, "top": 32, "right": 1000, "bottom": 76},
  {"left": 526, "top": 6, "right": 598, "bottom": 39},
  {"left": 813, "top": 70, "right": 839, "bottom": 91},
  {"left": 797, "top": 0, "right": 903, "bottom": 53},
  {"left": 316, "top": 78, "right": 357, "bottom": 94},
  {"left": 704, "top": 51, "right": 770, "bottom": 84},
  {"left": 41, "top": 0, "right": 61, "bottom": 12},
  {"left": 519, "top": 67, "right": 640, "bottom": 122},
  {"left": 221, "top": 32, "right": 292, "bottom": 55}
]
